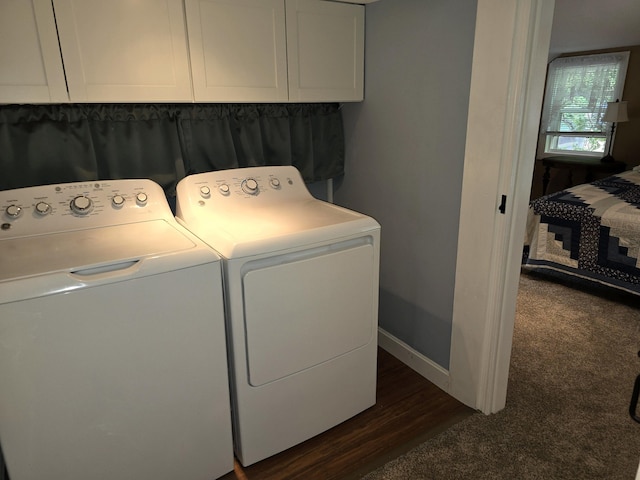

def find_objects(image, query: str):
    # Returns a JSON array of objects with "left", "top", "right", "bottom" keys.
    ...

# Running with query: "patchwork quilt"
[{"left": 523, "top": 168, "right": 640, "bottom": 295}]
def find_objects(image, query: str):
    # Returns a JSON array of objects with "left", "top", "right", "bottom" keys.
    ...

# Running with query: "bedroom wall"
[
  {"left": 334, "top": 0, "right": 477, "bottom": 369},
  {"left": 530, "top": 44, "right": 640, "bottom": 199},
  {"left": 608, "top": 45, "right": 640, "bottom": 168}
]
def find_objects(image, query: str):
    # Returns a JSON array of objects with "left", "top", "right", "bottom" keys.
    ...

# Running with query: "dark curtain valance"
[{"left": 0, "top": 103, "right": 344, "bottom": 196}]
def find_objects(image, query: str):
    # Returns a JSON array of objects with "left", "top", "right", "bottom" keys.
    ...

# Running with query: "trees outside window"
[{"left": 539, "top": 51, "right": 629, "bottom": 157}]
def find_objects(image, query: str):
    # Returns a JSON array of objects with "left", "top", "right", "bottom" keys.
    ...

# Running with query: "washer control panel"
[{"left": 0, "top": 179, "right": 170, "bottom": 238}]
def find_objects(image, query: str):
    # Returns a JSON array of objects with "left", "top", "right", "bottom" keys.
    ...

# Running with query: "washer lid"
[{"left": 0, "top": 220, "right": 199, "bottom": 282}]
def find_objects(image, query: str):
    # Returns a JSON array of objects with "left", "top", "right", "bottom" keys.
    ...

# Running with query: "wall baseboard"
[{"left": 378, "top": 327, "right": 450, "bottom": 392}]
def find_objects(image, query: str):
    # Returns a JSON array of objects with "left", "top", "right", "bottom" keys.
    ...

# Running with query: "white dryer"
[
  {"left": 0, "top": 179, "right": 233, "bottom": 480},
  {"left": 175, "top": 165, "right": 381, "bottom": 466}
]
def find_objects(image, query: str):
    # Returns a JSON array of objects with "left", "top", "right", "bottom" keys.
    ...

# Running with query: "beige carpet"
[{"left": 362, "top": 270, "right": 640, "bottom": 480}]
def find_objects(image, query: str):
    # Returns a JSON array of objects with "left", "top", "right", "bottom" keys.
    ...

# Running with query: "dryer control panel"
[
  {"left": 174, "top": 166, "right": 376, "bottom": 259},
  {"left": 0, "top": 179, "right": 171, "bottom": 239},
  {"left": 176, "top": 166, "right": 313, "bottom": 208}
]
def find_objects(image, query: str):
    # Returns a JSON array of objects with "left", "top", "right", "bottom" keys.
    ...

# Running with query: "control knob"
[
  {"left": 35, "top": 202, "right": 51, "bottom": 216},
  {"left": 70, "top": 195, "right": 93, "bottom": 215},
  {"left": 218, "top": 184, "right": 230, "bottom": 195},
  {"left": 200, "top": 186, "right": 211, "bottom": 198},
  {"left": 242, "top": 178, "right": 259, "bottom": 195},
  {"left": 136, "top": 192, "right": 148, "bottom": 206},
  {"left": 5, "top": 204, "right": 22, "bottom": 218},
  {"left": 112, "top": 195, "right": 125, "bottom": 208},
  {"left": 269, "top": 177, "right": 281, "bottom": 189}
]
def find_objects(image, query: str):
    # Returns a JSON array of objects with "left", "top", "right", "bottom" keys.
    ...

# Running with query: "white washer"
[
  {"left": 175, "top": 166, "right": 381, "bottom": 466},
  {"left": 0, "top": 179, "right": 233, "bottom": 480}
]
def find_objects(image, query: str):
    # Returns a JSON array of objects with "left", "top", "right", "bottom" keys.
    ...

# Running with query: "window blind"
[{"left": 542, "top": 52, "right": 629, "bottom": 136}]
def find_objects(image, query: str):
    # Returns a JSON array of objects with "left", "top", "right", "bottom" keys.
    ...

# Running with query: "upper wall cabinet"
[
  {"left": 53, "top": 0, "right": 193, "bottom": 102},
  {"left": 185, "top": 0, "right": 364, "bottom": 102},
  {"left": 286, "top": 0, "right": 364, "bottom": 102},
  {"left": 185, "top": 0, "right": 289, "bottom": 102},
  {"left": 0, "top": 0, "right": 68, "bottom": 103},
  {"left": 0, "top": 0, "right": 364, "bottom": 104}
]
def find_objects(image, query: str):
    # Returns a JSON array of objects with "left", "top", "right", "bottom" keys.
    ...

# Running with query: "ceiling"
[{"left": 550, "top": 0, "right": 640, "bottom": 58}]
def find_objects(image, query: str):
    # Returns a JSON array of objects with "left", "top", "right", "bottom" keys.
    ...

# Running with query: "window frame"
[{"left": 538, "top": 51, "right": 630, "bottom": 158}]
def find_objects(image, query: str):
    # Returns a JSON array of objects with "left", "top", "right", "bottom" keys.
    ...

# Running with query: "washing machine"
[
  {"left": 0, "top": 179, "right": 233, "bottom": 480},
  {"left": 175, "top": 165, "right": 381, "bottom": 466}
]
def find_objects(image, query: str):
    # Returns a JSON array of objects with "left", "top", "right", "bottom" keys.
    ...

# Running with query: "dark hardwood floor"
[{"left": 220, "top": 348, "right": 474, "bottom": 480}]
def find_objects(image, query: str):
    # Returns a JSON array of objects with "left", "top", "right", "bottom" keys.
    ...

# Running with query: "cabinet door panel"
[
  {"left": 186, "top": 0, "right": 288, "bottom": 102},
  {"left": 0, "top": 0, "right": 68, "bottom": 103},
  {"left": 54, "top": 0, "right": 192, "bottom": 102},
  {"left": 286, "top": 0, "right": 364, "bottom": 102}
]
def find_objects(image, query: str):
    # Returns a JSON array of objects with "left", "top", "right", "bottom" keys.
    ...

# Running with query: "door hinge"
[{"left": 499, "top": 195, "right": 507, "bottom": 214}]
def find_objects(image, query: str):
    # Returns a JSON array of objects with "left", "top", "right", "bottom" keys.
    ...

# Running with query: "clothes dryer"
[
  {"left": 175, "top": 166, "right": 380, "bottom": 466},
  {"left": 0, "top": 179, "right": 233, "bottom": 480}
]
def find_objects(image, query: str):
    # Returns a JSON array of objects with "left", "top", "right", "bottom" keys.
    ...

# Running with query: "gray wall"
[{"left": 333, "top": 0, "right": 477, "bottom": 369}]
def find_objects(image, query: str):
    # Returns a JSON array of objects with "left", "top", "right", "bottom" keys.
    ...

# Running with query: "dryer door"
[{"left": 242, "top": 238, "right": 377, "bottom": 387}]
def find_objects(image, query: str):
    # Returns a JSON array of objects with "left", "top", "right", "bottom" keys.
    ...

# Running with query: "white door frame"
[{"left": 449, "top": 0, "right": 555, "bottom": 413}]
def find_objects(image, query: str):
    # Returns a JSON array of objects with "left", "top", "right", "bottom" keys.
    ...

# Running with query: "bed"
[{"left": 523, "top": 167, "right": 640, "bottom": 296}]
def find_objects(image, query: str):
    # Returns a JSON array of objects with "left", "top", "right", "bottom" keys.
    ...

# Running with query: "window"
[{"left": 539, "top": 51, "right": 629, "bottom": 157}]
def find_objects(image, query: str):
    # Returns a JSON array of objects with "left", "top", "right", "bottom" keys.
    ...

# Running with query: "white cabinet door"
[
  {"left": 53, "top": 0, "right": 192, "bottom": 102},
  {"left": 185, "top": 0, "right": 288, "bottom": 102},
  {"left": 0, "top": 0, "right": 68, "bottom": 103},
  {"left": 286, "top": 0, "right": 364, "bottom": 102}
]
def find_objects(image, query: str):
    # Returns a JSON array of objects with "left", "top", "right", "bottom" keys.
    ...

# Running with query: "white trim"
[
  {"left": 449, "top": 0, "right": 555, "bottom": 413},
  {"left": 378, "top": 328, "right": 449, "bottom": 393},
  {"left": 488, "top": 0, "right": 555, "bottom": 414}
]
